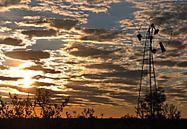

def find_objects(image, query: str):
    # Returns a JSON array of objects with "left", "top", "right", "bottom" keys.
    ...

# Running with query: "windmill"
[{"left": 136, "top": 23, "right": 166, "bottom": 118}]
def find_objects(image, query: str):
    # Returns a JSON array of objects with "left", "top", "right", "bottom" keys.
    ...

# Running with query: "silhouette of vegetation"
[
  {"left": 66, "top": 108, "right": 104, "bottom": 119},
  {"left": 136, "top": 87, "right": 181, "bottom": 119},
  {"left": 78, "top": 108, "right": 96, "bottom": 118},
  {"left": 0, "top": 89, "right": 69, "bottom": 118},
  {"left": 121, "top": 113, "right": 136, "bottom": 119},
  {"left": 162, "top": 103, "right": 181, "bottom": 119},
  {"left": 35, "top": 89, "right": 69, "bottom": 118},
  {"left": 0, "top": 93, "right": 35, "bottom": 118},
  {"left": 0, "top": 87, "right": 181, "bottom": 119}
]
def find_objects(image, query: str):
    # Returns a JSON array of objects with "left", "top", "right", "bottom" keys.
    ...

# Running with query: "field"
[{"left": 0, "top": 118, "right": 186, "bottom": 129}]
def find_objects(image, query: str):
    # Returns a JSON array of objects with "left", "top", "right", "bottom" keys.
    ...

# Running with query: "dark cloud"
[
  {"left": 182, "top": 72, "right": 187, "bottom": 75},
  {"left": 24, "top": 65, "right": 61, "bottom": 74},
  {"left": 0, "top": 84, "right": 63, "bottom": 98},
  {"left": 86, "top": 63, "right": 126, "bottom": 71},
  {"left": 81, "top": 28, "right": 108, "bottom": 34},
  {"left": 25, "top": 18, "right": 48, "bottom": 25},
  {"left": 82, "top": 70, "right": 146, "bottom": 80},
  {"left": 155, "top": 60, "right": 177, "bottom": 67},
  {"left": 160, "top": 76, "right": 171, "bottom": 80},
  {"left": 65, "top": 43, "right": 120, "bottom": 57},
  {"left": 166, "top": 88, "right": 187, "bottom": 97},
  {"left": 32, "top": 75, "right": 65, "bottom": 80},
  {"left": 0, "top": 84, "right": 36, "bottom": 95},
  {"left": 162, "top": 50, "right": 183, "bottom": 58},
  {"left": 65, "top": 84, "right": 109, "bottom": 95},
  {"left": 157, "top": 79, "right": 168, "bottom": 84},
  {"left": 4, "top": 50, "right": 50, "bottom": 60},
  {"left": 68, "top": 94, "right": 115, "bottom": 105},
  {"left": 51, "top": 19, "right": 78, "bottom": 30},
  {"left": 80, "top": 28, "right": 121, "bottom": 41},
  {"left": 84, "top": 96, "right": 114, "bottom": 105},
  {"left": 0, "top": 38, "right": 23, "bottom": 46},
  {"left": 64, "top": 82, "right": 115, "bottom": 105},
  {"left": 27, "top": 39, "right": 64, "bottom": 51},
  {"left": 22, "top": 29, "right": 57, "bottom": 37},
  {"left": 141, "top": 0, "right": 187, "bottom": 39},
  {"left": 0, "top": 0, "right": 21, "bottom": 6},
  {"left": 111, "top": 85, "right": 137, "bottom": 92},
  {"left": 33, "top": 81, "right": 56, "bottom": 87},
  {"left": 24, "top": 18, "right": 78, "bottom": 30},
  {"left": 103, "top": 78, "right": 138, "bottom": 85},
  {"left": 0, "top": 76, "right": 22, "bottom": 81},
  {"left": 109, "top": 92, "right": 137, "bottom": 104},
  {"left": 165, "top": 40, "right": 186, "bottom": 49},
  {"left": 0, "top": 65, "right": 7, "bottom": 70},
  {"left": 177, "top": 61, "right": 187, "bottom": 67}
]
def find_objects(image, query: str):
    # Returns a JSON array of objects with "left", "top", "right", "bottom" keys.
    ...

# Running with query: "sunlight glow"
[
  {"left": 9, "top": 63, "right": 43, "bottom": 88},
  {"left": 17, "top": 73, "right": 34, "bottom": 88}
]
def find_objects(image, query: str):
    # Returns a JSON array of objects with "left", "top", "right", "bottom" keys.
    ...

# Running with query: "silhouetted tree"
[
  {"left": 136, "top": 87, "right": 181, "bottom": 119},
  {"left": 35, "top": 88, "right": 70, "bottom": 118},
  {"left": 0, "top": 93, "right": 35, "bottom": 118},
  {"left": 0, "top": 89, "right": 69, "bottom": 118}
]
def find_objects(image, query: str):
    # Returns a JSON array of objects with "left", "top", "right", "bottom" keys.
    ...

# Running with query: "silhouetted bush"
[
  {"left": 0, "top": 89, "right": 69, "bottom": 118},
  {"left": 66, "top": 108, "right": 104, "bottom": 119},
  {"left": 162, "top": 103, "right": 181, "bottom": 119},
  {"left": 121, "top": 113, "right": 136, "bottom": 119}
]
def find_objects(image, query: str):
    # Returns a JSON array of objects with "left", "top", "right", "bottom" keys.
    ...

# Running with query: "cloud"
[
  {"left": 27, "top": 39, "right": 64, "bottom": 51},
  {"left": 65, "top": 43, "right": 120, "bottom": 57},
  {"left": 21, "top": 29, "right": 57, "bottom": 37},
  {"left": 109, "top": 92, "right": 137, "bottom": 104},
  {"left": 0, "top": 84, "right": 36, "bottom": 95},
  {"left": 166, "top": 40, "right": 186, "bottom": 49},
  {"left": 182, "top": 72, "right": 187, "bottom": 75},
  {"left": 0, "top": 0, "right": 21, "bottom": 6},
  {"left": 177, "top": 61, "right": 187, "bottom": 67},
  {"left": 24, "top": 18, "right": 78, "bottom": 30},
  {"left": 155, "top": 60, "right": 177, "bottom": 67},
  {"left": 86, "top": 63, "right": 126, "bottom": 71},
  {"left": 80, "top": 28, "right": 121, "bottom": 41},
  {"left": 24, "top": 65, "right": 61, "bottom": 74},
  {"left": 82, "top": 69, "right": 146, "bottom": 80},
  {"left": 50, "top": 19, "right": 78, "bottom": 30},
  {"left": 103, "top": 78, "right": 138, "bottom": 85},
  {"left": 0, "top": 76, "right": 22, "bottom": 81},
  {"left": 0, "top": 37, "right": 23, "bottom": 46},
  {"left": 4, "top": 50, "right": 50, "bottom": 60},
  {"left": 64, "top": 82, "right": 115, "bottom": 105},
  {"left": 33, "top": 81, "right": 56, "bottom": 87}
]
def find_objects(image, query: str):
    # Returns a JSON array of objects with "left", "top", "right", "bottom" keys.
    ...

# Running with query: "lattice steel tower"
[{"left": 136, "top": 23, "right": 166, "bottom": 118}]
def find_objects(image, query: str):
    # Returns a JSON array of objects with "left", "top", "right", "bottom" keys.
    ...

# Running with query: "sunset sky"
[{"left": 0, "top": 0, "right": 186, "bottom": 118}]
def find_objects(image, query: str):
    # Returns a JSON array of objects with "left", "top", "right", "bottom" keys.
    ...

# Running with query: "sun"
[
  {"left": 17, "top": 73, "right": 34, "bottom": 88},
  {"left": 9, "top": 63, "right": 42, "bottom": 88},
  {"left": 14, "top": 69, "right": 35, "bottom": 88}
]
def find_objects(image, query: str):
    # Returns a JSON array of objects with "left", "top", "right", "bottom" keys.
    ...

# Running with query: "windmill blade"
[
  {"left": 137, "top": 33, "right": 142, "bottom": 41},
  {"left": 154, "top": 29, "right": 159, "bottom": 35},
  {"left": 159, "top": 42, "right": 166, "bottom": 52},
  {"left": 151, "top": 48, "right": 157, "bottom": 54}
]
